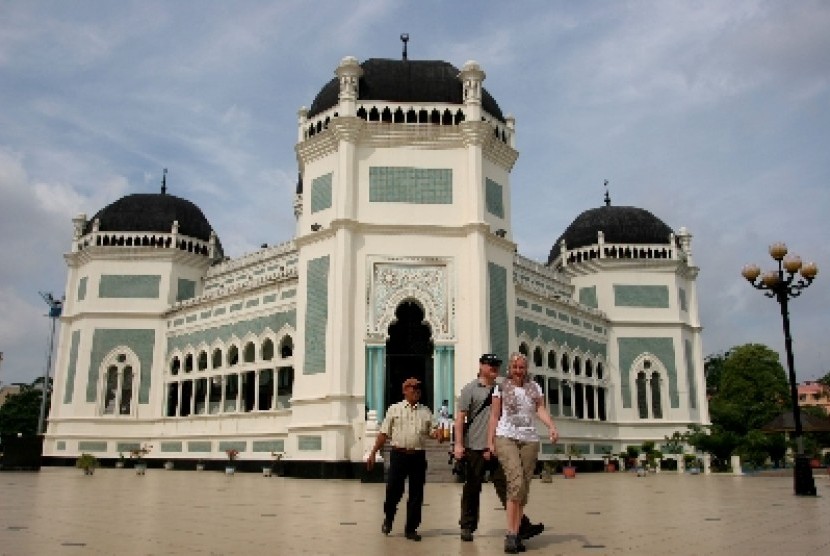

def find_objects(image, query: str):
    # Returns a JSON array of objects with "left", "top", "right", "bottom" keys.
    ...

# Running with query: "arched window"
[
  {"left": 227, "top": 345, "right": 239, "bottom": 366},
  {"left": 212, "top": 348, "right": 222, "bottom": 369},
  {"left": 573, "top": 356, "right": 582, "bottom": 376},
  {"left": 561, "top": 354, "right": 570, "bottom": 373},
  {"left": 651, "top": 371, "right": 663, "bottom": 419},
  {"left": 596, "top": 362, "right": 604, "bottom": 380},
  {"left": 184, "top": 353, "right": 193, "bottom": 373},
  {"left": 170, "top": 357, "right": 180, "bottom": 376},
  {"left": 636, "top": 371, "right": 648, "bottom": 419},
  {"left": 279, "top": 336, "right": 294, "bottom": 358},
  {"left": 262, "top": 338, "right": 274, "bottom": 361},
  {"left": 533, "top": 347, "right": 543, "bottom": 368},
  {"left": 547, "top": 350, "right": 557, "bottom": 370},
  {"left": 585, "top": 360, "right": 593, "bottom": 377},
  {"left": 519, "top": 343, "right": 529, "bottom": 357},
  {"left": 197, "top": 351, "right": 208, "bottom": 371},
  {"left": 243, "top": 341, "right": 256, "bottom": 363},
  {"left": 101, "top": 351, "right": 137, "bottom": 416}
]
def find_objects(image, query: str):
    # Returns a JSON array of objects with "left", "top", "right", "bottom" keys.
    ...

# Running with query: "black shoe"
[
  {"left": 381, "top": 519, "right": 392, "bottom": 535},
  {"left": 460, "top": 529, "right": 474, "bottom": 542},
  {"left": 517, "top": 538, "right": 527, "bottom": 552},
  {"left": 504, "top": 534, "right": 519, "bottom": 554},
  {"left": 405, "top": 531, "right": 422, "bottom": 541},
  {"left": 519, "top": 522, "right": 544, "bottom": 540}
]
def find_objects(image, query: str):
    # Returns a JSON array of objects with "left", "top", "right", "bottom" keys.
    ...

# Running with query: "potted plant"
[
  {"left": 540, "top": 459, "right": 556, "bottom": 483},
  {"left": 563, "top": 445, "right": 580, "bottom": 478},
  {"left": 131, "top": 444, "right": 151, "bottom": 475},
  {"left": 626, "top": 445, "right": 642, "bottom": 472},
  {"left": 225, "top": 448, "right": 239, "bottom": 474},
  {"left": 685, "top": 453, "right": 700, "bottom": 474},
  {"left": 164, "top": 460, "right": 174, "bottom": 470},
  {"left": 76, "top": 453, "right": 98, "bottom": 475},
  {"left": 195, "top": 458, "right": 206, "bottom": 471},
  {"left": 115, "top": 452, "right": 126, "bottom": 468},
  {"left": 263, "top": 452, "right": 284, "bottom": 477}
]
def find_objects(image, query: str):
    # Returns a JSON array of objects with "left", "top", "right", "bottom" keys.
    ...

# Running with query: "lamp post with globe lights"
[{"left": 741, "top": 242, "right": 818, "bottom": 496}]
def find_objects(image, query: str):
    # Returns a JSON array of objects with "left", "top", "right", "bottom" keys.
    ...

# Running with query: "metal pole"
[
  {"left": 776, "top": 263, "right": 816, "bottom": 496},
  {"left": 36, "top": 314, "right": 57, "bottom": 436}
]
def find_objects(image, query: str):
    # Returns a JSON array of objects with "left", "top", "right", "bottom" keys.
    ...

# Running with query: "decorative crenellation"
[
  {"left": 368, "top": 260, "right": 454, "bottom": 341},
  {"left": 300, "top": 102, "right": 512, "bottom": 146}
]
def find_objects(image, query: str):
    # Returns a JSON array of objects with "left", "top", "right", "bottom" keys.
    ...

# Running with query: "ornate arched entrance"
[{"left": 385, "top": 300, "right": 434, "bottom": 409}]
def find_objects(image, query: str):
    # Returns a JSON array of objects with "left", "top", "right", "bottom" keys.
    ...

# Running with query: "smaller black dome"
[
  {"left": 85, "top": 193, "right": 217, "bottom": 243},
  {"left": 547, "top": 206, "right": 674, "bottom": 264},
  {"left": 308, "top": 58, "right": 505, "bottom": 122}
]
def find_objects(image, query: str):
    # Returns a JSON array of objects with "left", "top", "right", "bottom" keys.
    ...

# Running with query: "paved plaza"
[{"left": 0, "top": 468, "right": 828, "bottom": 555}]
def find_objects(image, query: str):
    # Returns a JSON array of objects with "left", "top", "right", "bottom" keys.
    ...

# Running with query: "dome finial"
[
  {"left": 161, "top": 168, "right": 168, "bottom": 195},
  {"left": 400, "top": 33, "right": 409, "bottom": 61},
  {"left": 603, "top": 179, "right": 611, "bottom": 206}
]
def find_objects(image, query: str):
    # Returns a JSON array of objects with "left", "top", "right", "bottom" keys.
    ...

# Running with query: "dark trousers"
[
  {"left": 384, "top": 450, "right": 427, "bottom": 533},
  {"left": 460, "top": 449, "right": 532, "bottom": 532}
]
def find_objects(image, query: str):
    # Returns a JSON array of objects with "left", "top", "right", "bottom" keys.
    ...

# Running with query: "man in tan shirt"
[{"left": 366, "top": 377, "right": 442, "bottom": 541}]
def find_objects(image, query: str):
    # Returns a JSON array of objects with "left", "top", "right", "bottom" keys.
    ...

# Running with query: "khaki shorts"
[{"left": 494, "top": 436, "right": 539, "bottom": 506}]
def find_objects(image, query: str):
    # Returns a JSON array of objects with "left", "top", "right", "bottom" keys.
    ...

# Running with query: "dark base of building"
[{"left": 35, "top": 456, "right": 385, "bottom": 481}]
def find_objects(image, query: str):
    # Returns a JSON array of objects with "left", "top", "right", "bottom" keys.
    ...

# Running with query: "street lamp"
[
  {"left": 741, "top": 242, "right": 818, "bottom": 496},
  {"left": 37, "top": 292, "right": 63, "bottom": 436}
]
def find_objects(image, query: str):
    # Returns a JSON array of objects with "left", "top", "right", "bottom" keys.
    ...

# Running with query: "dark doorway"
[{"left": 386, "top": 300, "right": 434, "bottom": 410}]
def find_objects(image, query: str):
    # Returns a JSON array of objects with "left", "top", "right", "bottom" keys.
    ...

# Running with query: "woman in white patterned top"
[{"left": 487, "top": 352, "right": 558, "bottom": 554}]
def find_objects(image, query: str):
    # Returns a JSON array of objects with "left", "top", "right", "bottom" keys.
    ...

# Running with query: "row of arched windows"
[
  {"left": 519, "top": 343, "right": 604, "bottom": 380},
  {"left": 170, "top": 336, "right": 293, "bottom": 375},
  {"left": 166, "top": 335, "right": 295, "bottom": 418}
]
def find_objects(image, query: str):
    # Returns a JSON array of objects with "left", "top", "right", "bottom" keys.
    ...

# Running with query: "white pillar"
[
  {"left": 731, "top": 455, "right": 742, "bottom": 475},
  {"left": 703, "top": 453, "right": 712, "bottom": 474}
]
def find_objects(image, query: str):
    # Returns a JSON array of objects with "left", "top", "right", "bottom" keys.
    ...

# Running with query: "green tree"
[
  {"left": 704, "top": 351, "right": 730, "bottom": 396},
  {"left": 710, "top": 343, "right": 789, "bottom": 435},
  {"left": 817, "top": 371, "right": 830, "bottom": 388},
  {"left": 0, "top": 381, "right": 49, "bottom": 437},
  {"left": 688, "top": 344, "right": 790, "bottom": 469}
]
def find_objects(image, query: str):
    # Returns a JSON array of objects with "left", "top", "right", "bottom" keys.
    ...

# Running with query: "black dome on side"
[
  {"left": 84, "top": 193, "right": 216, "bottom": 243},
  {"left": 308, "top": 58, "right": 505, "bottom": 122},
  {"left": 547, "top": 206, "right": 674, "bottom": 265}
]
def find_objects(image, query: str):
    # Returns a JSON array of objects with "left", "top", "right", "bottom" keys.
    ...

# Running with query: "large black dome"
[
  {"left": 547, "top": 206, "right": 674, "bottom": 264},
  {"left": 308, "top": 58, "right": 505, "bottom": 122},
  {"left": 84, "top": 193, "right": 216, "bottom": 242}
]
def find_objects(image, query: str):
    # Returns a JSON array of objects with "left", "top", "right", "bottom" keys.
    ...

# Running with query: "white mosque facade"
[{"left": 44, "top": 54, "right": 709, "bottom": 476}]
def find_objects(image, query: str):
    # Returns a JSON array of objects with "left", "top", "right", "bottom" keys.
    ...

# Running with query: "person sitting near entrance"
[{"left": 366, "top": 377, "right": 445, "bottom": 541}]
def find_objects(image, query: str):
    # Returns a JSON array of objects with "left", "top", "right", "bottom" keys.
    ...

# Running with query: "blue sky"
[{"left": 1, "top": 1, "right": 829, "bottom": 386}]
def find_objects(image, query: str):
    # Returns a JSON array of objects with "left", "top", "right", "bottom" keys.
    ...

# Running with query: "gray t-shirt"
[{"left": 458, "top": 378, "right": 496, "bottom": 450}]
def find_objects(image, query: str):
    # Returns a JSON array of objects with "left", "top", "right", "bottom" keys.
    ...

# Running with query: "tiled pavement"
[{"left": 1, "top": 468, "right": 828, "bottom": 555}]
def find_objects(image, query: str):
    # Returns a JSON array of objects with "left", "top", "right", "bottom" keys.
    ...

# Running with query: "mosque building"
[{"left": 44, "top": 48, "right": 709, "bottom": 476}]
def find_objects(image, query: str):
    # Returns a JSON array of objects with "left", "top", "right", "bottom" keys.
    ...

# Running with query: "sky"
[{"left": 1, "top": 0, "right": 829, "bottom": 387}]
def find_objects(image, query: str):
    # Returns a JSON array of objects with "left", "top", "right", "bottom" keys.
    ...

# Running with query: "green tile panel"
[
  {"left": 99, "top": 275, "right": 161, "bottom": 298},
  {"left": 488, "top": 262, "right": 509, "bottom": 361},
  {"left": 188, "top": 441, "right": 212, "bottom": 453},
  {"left": 614, "top": 285, "right": 669, "bottom": 308},
  {"left": 617, "top": 337, "right": 678, "bottom": 409},
  {"left": 77, "top": 277, "right": 87, "bottom": 301},
  {"left": 685, "top": 339, "right": 697, "bottom": 409},
  {"left": 263, "top": 294, "right": 277, "bottom": 304},
  {"left": 160, "top": 442, "right": 183, "bottom": 453},
  {"left": 116, "top": 442, "right": 141, "bottom": 453},
  {"left": 679, "top": 288, "right": 688, "bottom": 312},
  {"left": 369, "top": 167, "right": 452, "bottom": 204},
  {"left": 252, "top": 440, "right": 285, "bottom": 453},
  {"left": 63, "top": 330, "right": 81, "bottom": 404},
  {"left": 177, "top": 279, "right": 196, "bottom": 302},
  {"left": 298, "top": 436, "right": 322, "bottom": 451},
  {"left": 485, "top": 178, "right": 505, "bottom": 218},
  {"left": 579, "top": 286, "right": 598, "bottom": 309},
  {"left": 310, "top": 173, "right": 333, "bottom": 213},
  {"left": 218, "top": 441, "right": 247, "bottom": 454},
  {"left": 78, "top": 441, "right": 107, "bottom": 452},
  {"left": 303, "top": 256, "right": 329, "bottom": 374},
  {"left": 87, "top": 329, "right": 155, "bottom": 404},
  {"left": 167, "top": 310, "right": 297, "bottom": 354},
  {"left": 514, "top": 317, "right": 607, "bottom": 357}
]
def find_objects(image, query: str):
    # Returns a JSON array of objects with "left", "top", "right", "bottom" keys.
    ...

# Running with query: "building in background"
[
  {"left": 44, "top": 52, "right": 709, "bottom": 476},
  {"left": 799, "top": 381, "right": 830, "bottom": 415}
]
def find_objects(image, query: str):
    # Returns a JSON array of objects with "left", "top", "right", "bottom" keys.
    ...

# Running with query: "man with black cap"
[
  {"left": 454, "top": 353, "right": 545, "bottom": 543},
  {"left": 367, "top": 376, "right": 442, "bottom": 541}
]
